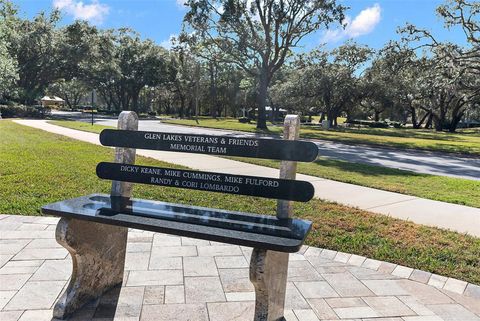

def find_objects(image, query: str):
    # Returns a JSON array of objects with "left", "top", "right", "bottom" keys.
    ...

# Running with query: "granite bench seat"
[{"left": 42, "top": 193, "right": 312, "bottom": 253}]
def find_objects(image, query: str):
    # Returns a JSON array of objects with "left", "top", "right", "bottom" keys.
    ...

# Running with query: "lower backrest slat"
[{"left": 97, "top": 161, "right": 314, "bottom": 202}]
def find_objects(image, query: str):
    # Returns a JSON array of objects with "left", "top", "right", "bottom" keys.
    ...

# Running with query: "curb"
[{"left": 300, "top": 245, "right": 480, "bottom": 299}]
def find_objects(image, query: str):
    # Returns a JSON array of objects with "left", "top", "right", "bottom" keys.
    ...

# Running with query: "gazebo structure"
[{"left": 40, "top": 95, "right": 65, "bottom": 108}]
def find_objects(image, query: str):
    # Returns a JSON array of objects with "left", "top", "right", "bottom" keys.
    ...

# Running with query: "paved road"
[{"left": 91, "top": 118, "right": 480, "bottom": 181}]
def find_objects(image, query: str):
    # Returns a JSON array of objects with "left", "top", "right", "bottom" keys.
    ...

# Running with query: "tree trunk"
[
  {"left": 434, "top": 94, "right": 447, "bottom": 131},
  {"left": 73, "top": 93, "right": 82, "bottom": 110},
  {"left": 448, "top": 112, "right": 464, "bottom": 133},
  {"left": 410, "top": 106, "right": 419, "bottom": 129},
  {"left": 179, "top": 96, "right": 185, "bottom": 118},
  {"left": 256, "top": 69, "right": 268, "bottom": 129},
  {"left": 374, "top": 110, "right": 380, "bottom": 122},
  {"left": 425, "top": 113, "right": 433, "bottom": 129},
  {"left": 433, "top": 114, "right": 443, "bottom": 131},
  {"left": 64, "top": 95, "right": 73, "bottom": 110},
  {"left": 448, "top": 100, "right": 466, "bottom": 133},
  {"left": 131, "top": 92, "right": 139, "bottom": 113},
  {"left": 188, "top": 99, "right": 194, "bottom": 118},
  {"left": 125, "top": 96, "right": 131, "bottom": 111},
  {"left": 270, "top": 101, "right": 276, "bottom": 122},
  {"left": 119, "top": 87, "right": 129, "bottom": 111},
  {"left": 209, "top": 63, "right": 217, "bottom": 118},
  {"left": 165, "top": 101, "right": 171, "bottom": 115},
  {"left": 326, "top": 109, "right": 335, "bottom": 128},
  {"left": 416, "top": 111, "right": 429, "bottom": 128}
]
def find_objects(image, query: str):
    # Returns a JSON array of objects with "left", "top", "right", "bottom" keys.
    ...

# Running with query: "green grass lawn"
[
  {"left": 163, "top": 118, "right": 480, "bottom": 155},
  {"left": 48, "top": 119, "right": 480, "bottom": 208},
  {"left": 1, "top": 120, "right": 479, "bottom": 284}
]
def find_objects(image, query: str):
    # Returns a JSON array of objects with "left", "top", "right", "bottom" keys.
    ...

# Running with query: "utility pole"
[
  {"left": 194, "top": 63, "right": 200, "bottom": 124},
  {"left": 91, "top": 89, "right": 96, "bottom": 125}
]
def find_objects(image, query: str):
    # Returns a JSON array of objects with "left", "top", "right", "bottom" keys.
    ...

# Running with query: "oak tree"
[{"left": 183, "top": 0, "right": 345, "bottom": 128}]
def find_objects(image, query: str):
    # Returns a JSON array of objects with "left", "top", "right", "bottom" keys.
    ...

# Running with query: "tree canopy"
[
  {"left": 183, "top": 0, "right": 345, "bottom": 128},
  {"left": 0, "top": 0, "right": 478, "bottom": 132}
]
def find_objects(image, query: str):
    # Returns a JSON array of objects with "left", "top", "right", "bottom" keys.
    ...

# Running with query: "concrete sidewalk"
[{"left": 13, "top": 120, "right": 480, "bottom": 237}]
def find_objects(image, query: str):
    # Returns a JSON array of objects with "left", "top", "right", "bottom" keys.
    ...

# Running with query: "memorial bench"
[{"left": 42, "top": 111, "right": 319, "bottom": 321}]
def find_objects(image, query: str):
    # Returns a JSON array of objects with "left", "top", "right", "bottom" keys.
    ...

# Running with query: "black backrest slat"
[
  {"left": 100, "top": 129, "right": 319, "bottom": 162},
  {"left": 97, "top": 162, "right": 315, "bottom": 202}
]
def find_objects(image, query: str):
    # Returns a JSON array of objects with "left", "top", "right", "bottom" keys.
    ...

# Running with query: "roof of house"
[{"left": 40, "top": 96, "right": 65, "bottom": 102}]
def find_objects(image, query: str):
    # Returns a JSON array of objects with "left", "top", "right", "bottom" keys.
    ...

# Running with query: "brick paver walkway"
[{"left": 0, "top": 215, "right": 479, "bottom": 321}]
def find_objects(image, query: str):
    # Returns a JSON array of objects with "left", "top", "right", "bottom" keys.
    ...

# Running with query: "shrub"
[
  {"left": 103, "top": 110, "right": 118, "bottom": 116},
  {"left": 238, "top": 117, "right": 250, "bottom": 123},
  {"left": 346, "top": 119, "right": 370, "bottom": 126},
  {"left": 0, "top": 105, "right": 24, "bottom": 118},
  {"left": 392, "top": 122, "right": 403, "bottom": 128},
  {"left": 368, "top": 121, "right": 389, "bottom": 128},
  {"left": 0, "top": 105, "right": 50, "bottom": 118}
]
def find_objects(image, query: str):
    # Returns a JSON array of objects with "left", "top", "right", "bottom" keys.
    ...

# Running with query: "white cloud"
[
  {"left": 53, "top": 0, "right": 109, "bottom": 24},
  {"left": 322, "top": 3, "right": 381, "bottom": 43},
  {"left": 176, "top": 0, "right": 188, "bottom": 8},
  {"left": 322, "top": 27, "right": 347, "bottom": 43},
  {"left": 160, "top": 34, "right": 177, "bottom": 50},
  {"left": 348, "top": 4, "right": 381, "bottom": 37},
  {"left": 176, "top": 0, "right": 223, "bottom": 15}
]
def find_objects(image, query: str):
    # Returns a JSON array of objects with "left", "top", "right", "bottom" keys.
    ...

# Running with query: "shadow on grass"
[
  {"left": 304, "top": 126, "right": 473, "bottom": 142},
  {"left": 310, "top": 158, "right": 426, "bottom": 178},
  {"left": 49, "top": 118, "right": 107, "bottom": 126}
]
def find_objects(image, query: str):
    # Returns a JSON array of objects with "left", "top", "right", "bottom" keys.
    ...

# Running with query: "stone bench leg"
[
  {"left": 53, "top": 217, "right": 128, "bottom": 319},
  {"left": 250, "top": 248, "right": 289, "bottom": 321}
]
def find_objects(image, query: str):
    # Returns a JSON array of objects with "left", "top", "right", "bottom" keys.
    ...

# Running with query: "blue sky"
[{"left": 16, "top": 0, "right": 466, "bottom": 50}]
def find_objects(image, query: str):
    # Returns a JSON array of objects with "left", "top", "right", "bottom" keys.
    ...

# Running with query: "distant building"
[{"left": 40, "top": 96, "right": 65, "bottom": 108}]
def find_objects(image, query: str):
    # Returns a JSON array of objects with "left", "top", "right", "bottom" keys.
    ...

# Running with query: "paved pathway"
[
  {"left": 13, "top": 120, "right": 480, "bottom": 237},
  {"left": 0, "top": 214, "right": 479, "bottom": 321},
  {"left": 94, "top": 118, "right": 480, "bottom": 181}
]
